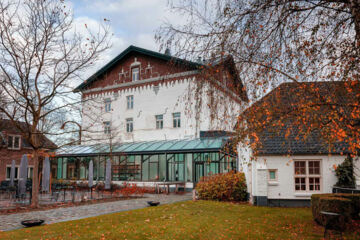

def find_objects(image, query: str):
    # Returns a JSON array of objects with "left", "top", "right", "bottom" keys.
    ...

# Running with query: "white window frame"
[
  {"left": 28, "top": 166, "right": 34, "bottom": 179},
  {"left": 126, "top": 118, "right": 133, "bottom": 133},
  {"left": 8, "top": 135, "right": 21, "bottom": 150},
  {"left": 132, "top": 67, "right": 140, "bottom": 81},
  {"left": 6, "top": 165, "right": 19, "bottom": 180},
  {"left": 104, "top": 98, "right": 111, "bottom": 112},
  {"left": 127, "top": 95, "right": 134, "bottom": 109},
  {"left": 294, "top": 159, "right": 321, "bottom": 192},
  {"left": 173, "top": 112, "right": 181, "bottom": 128},
  {"left": 155, "top": 115, "right": 163, "bottom": 129},
  {"left": 6, "top": 165, "right": 34, "bottom": 179},
  {"left": 104, "top": 121, "right": 111, "bottom": 134}
]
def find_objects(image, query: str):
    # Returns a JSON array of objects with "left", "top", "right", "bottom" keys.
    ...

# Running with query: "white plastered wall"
[
  {"left": 239, "top": 153, "right": 348, "bottom": 200},
  {"left": 81, "top": 76, "right": 243, "bottom": 144}
]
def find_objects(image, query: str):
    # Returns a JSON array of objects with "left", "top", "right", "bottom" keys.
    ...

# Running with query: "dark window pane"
[{"left": 8, "top": 136, "right": 13, "bottom": 148}]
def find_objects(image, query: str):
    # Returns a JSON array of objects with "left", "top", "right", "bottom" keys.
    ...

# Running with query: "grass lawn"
[{"left": 1, "top": 200, "right": 359, "bottom": 240}]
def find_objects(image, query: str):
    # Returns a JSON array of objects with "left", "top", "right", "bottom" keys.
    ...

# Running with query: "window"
[
  {"left": 6, "top": 166, "right": 33, "bottom": 179},
  {"left": 268, "top": 169, "right": 277, "bottom": 181},
  {"left": 132, "top": 67, "right": 140, "bottom": 81},
  {"left": 104, "top": 98, "right": 111, "bottom": 112},
  {"left": 126, "top": 118, "right": 133, "bottom": 133},
  {"left": 8, "top": 135, "right": 21, "bottom": 150},
  {"left": 28, "top": 167, "right": 33, "bottom": 179},
  {"left": 173, "top": 112, "right": 181, "bottom": 128},
  {"left": 127, "top": 95, "right": 134, "bottom": 109},
  {"left": 6, "top": 166, "right": 19, "bottom": 179},
  {"left": 294, "top": 160, "right": 321, "bottom": 191},
  {"left": 104, "top": 121, "right": 111, "bottom": 134},
  {"left": 155, "top": 115, "right": 163, "bottom": 129}
]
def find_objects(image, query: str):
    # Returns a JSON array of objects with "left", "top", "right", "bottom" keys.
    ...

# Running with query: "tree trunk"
[
  {"left": 31, "top": 148, "right": 40, "bottom": 207},
  {"left": 350, "top": 0, "right": 360, "bottom": 46}
]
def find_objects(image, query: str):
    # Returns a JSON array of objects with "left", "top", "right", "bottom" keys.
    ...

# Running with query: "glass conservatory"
[{"left": 52, "top": 137, "right": 237, "bottom": 185}]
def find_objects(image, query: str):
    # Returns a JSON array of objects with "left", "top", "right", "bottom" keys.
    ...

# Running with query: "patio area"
[{"left": 0, "top": 193, "right": 192, "bottom": 231}]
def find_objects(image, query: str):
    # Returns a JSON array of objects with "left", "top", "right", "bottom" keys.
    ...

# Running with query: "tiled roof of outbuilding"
[
  {"left": 243, "top": 81, "right": 359, "bottom": 155},
  {"left": 256, "top": 121, "right": 350, "bottom": 155},
  {"left": 0, "top": 119, "right": 57, "bottom": 150}
]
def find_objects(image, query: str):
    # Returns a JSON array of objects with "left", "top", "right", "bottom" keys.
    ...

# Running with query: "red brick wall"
[
  {"left": 81, "top": 51, "right": 245, "bottom": 104},
  {"left": 0, "top": 147, "right": 34, "bottom": 181},
  {"left": 83, "top": 53, "right": 195, "bottom": 93}
]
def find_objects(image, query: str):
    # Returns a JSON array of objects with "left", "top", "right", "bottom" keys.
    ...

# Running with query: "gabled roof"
[
  {"left": 74, "top": 45, "right": 202, "bottom": 92},
  {"left": 0, "top": 119, "right": 57, "bottom": 150},
  {"left": 241, "top": 81, "right": 360, "bottom": 155}
]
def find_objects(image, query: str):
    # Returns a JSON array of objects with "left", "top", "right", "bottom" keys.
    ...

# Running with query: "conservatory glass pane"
[
  {"left": 57, "top": 158, "right": 63, "bottom": 180},
  {"left": 185, "top": 153, "right": 192, "bottom": 182},
  {"left": 62, "top": 158, "right": 67, "bottom": 179},
  {"left": 142, "top": 157, "right": 149, "bottom": 181},
  {"left": 133, "top": 155, "right": 142, "bottom": 180},
  {"left": 159, "top": 154, "right": 166, "bottom": 181},
  {"left": 156, "top": 141, "right": 178, "bottom": 151},
  {"left": 182, "top": 139, "right": 202, "bottom": 150},
  {"left": 149, "top": 162, "right": 158, "bottom": 180},
  {"left": 167, "top": 140, "right": 190, "bottom": 151},
  {"left": 144, "top": 141, "right": 167, "bottom": 151}
]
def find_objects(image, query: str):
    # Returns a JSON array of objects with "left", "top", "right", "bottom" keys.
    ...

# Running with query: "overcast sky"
[{"left": 70, "top": 0, "right": 175, "bottom": 78}]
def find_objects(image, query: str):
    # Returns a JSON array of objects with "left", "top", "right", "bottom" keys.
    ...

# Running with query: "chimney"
[{"left": 164, "top": 48, "right": 171, "bottom": 56}]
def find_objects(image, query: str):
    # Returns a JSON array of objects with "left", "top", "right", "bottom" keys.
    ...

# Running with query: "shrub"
[
  {"left": 119, "top": 183, "right": 146, "bottom": 197},
  {"left": 318, "top": 197, "right": 352, "bottom": 231},
  {"left": 334, "top": 193, "right": 360, "bottom": 219},
  {"left": 335, "top": 155, "right": 356, "bottom": 188},
  {"left": 311, "top": 193, "right": 360, "bottom": 228},
  {"left": 196, "top": 171, "right": 247, "bottom": 202}
]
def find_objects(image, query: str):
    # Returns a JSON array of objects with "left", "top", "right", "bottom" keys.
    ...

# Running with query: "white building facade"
[
  {"left": 53, "top": 46, "right": 248, "bottom": 188},
  {"left": 79, "top": 46, "right": 246, "bottom": 144}
]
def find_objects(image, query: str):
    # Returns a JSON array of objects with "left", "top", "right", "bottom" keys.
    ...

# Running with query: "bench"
[{"left": 155, "top": 182, "right": 185, "bottom": 194}]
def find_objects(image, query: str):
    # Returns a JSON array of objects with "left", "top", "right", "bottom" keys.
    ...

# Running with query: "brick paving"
[{"left": 0, "top": 193, "right": 192, "bottom": 231}]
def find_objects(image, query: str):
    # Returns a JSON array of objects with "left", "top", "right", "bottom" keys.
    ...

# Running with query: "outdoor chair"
[
  {"left": 51, "top": 190, "right": 60, "bottom": 202},
  {"left": 0, "top": 180, "right": 10, "bottom": 191}
]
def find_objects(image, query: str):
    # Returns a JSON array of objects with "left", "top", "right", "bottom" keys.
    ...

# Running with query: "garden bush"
[
  {"left": 311, "top": 193, "right": 360, "bottom": 228},
  {"left": 335, "top": 155, "right": 356, "bottom": 188},
  {"left": 196, "top": 171, "right": 247, "bottom": 202},
  {"left": 319, "top": 197, "right": 352, "bottom": 230},
  {"left": 118, "top": 183, "right": 146, "bottom": 197}
]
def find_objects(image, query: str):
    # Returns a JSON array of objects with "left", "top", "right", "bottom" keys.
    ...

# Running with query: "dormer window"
[
  {"left": 132, "top": 67, "right": 140, "bottom": 81},
  {"left": 8, "top": 135, "right": 21, "bottom": 150}
]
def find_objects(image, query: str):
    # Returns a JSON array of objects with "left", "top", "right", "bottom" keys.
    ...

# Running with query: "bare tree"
[
  {"left": 157, "top": 0, "right": 360, "bottom": 154},
  {"left": 0, "top": 0, "right": 110, "bottom": 207}
]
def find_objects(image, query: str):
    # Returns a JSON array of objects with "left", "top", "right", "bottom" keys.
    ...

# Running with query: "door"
[{"left": 194, "top": 162, "right": 204, "bottom": 183}]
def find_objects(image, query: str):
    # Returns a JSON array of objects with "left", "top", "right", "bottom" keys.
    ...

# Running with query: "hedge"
[
  {"left": 311, "top": 193, "right": 360, "bottom": 229},
  {"left": 196, "top": 171, "right": 247, "bottom": 202}
]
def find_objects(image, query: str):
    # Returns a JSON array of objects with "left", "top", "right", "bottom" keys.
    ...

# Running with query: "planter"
[
  {"left": 147, "top": 201, "right": 160, "bottom": 207},
  {"left": 21, "top": 219, "right": 45, "bottom": 227}
]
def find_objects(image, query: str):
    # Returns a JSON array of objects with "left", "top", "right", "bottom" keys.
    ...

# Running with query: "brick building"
[{"left": 0, "top": 119, "right": 57, "bottom": 182}]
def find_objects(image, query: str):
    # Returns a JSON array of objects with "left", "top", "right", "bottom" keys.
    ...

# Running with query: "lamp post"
[{"left": 60, "top": 121, "right": 82, "bottom": 145}]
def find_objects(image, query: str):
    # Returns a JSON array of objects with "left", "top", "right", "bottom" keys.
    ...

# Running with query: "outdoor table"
[
  {"left": 320, "top": 211, "right": 343, "bottom": 239},
  {"left": 62, "top": 186, "right": 74, "bottom": 202},
  {"left": 155, "top": 182, "right": 185, "bottom": 194}
]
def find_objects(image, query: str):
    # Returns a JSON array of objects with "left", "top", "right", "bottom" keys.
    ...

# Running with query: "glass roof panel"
[
  {"left": 141, "top": 141, "right": 168, "bottom": 151},
  {"left": 179, "top": 139, "right": 202, "bottom": 150},
  {"left": 122, "top": 142, "right": 148, "bottom": 152},
  {"left": 155, "top": 140, "right": 180, "bottom": 151},
  {"left": 167, "top": 139, "right": 192, "bottom": 150},
  {"left": 56, "top": 137, "right": 231, "bottom": 156},
  {"left": 130, "top": 141, "right": 159, "bottom": 152}
]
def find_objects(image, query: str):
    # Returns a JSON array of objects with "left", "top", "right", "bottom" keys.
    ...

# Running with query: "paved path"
[{"left": 0, "top": 193, "right": 192, "bottom": 231}]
